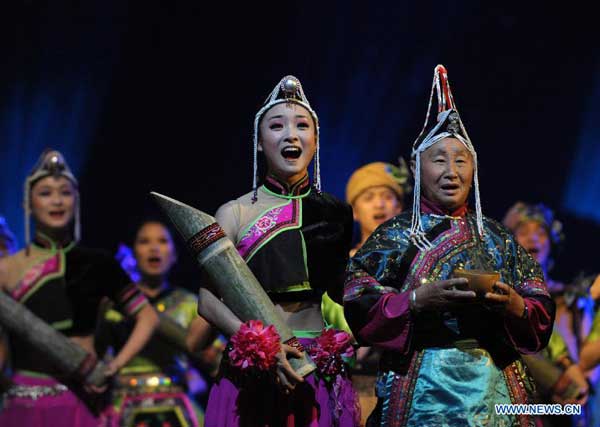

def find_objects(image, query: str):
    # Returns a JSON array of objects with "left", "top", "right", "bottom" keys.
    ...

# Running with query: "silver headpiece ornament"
[
  {"left": 252, "top": 75, "right": 320, "bottom": 202},
  {"left": 408, "top": 65, "right": 484, "bottom": 251},
  {"left": 23, "top": 149, "right": 80, "bottom": 249}
]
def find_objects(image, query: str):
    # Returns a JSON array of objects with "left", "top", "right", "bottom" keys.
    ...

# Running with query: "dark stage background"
[{"left": 1, "top": 2, "right": 599, "bottom": 287}]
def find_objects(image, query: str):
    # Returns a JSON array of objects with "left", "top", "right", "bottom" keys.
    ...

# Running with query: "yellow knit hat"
[{"left": 346, "top": 161, "right": 411, "bottom": 205}]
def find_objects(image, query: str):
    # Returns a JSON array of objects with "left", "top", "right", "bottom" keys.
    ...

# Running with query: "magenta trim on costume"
[
  {"left": 515, "top": 279, "right": 549, "bottom": 297},
  {"left": 236, "top": 200, "right": 300, "bottom": 261},
  {"left": 117, "top": 284, "right": 148, "bottom": 316},
  {"left": 404, "top": 218, "right": 475, "bottom": 292},
  {"left": 122, "top": 294, "right": 147, "bottom": 316},
  {"left": 343, "top": 274, "right": 385, "bottom": 302},
  {"left": 124, "top": 296, "right": 146, "bottom": 314},
  {"left": 10, "top": 254, "right": 61, "bottom": 301}
]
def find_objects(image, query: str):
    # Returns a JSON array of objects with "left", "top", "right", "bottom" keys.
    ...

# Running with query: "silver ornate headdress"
[
  {"left": 23, "top": 149, "right": 80, "bottom": 248},
  {"left": 252, "top": 75, "right": 320, "bottom": 202},
  {"left": 408, "top": 65, "right": 484, "bottom": 251}
]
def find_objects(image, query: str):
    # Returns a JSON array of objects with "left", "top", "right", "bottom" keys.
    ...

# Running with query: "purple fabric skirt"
[
  {"left": 0, "top": 373, "right": 100, "bottom": 427},
  {"left": 205, "top": 337, "right": 360, "bottom": 427}
]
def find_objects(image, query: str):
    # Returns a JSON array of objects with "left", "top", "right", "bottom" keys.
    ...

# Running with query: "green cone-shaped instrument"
[{"left": 151, "top": 192, "right": 315, "bottom": 377}]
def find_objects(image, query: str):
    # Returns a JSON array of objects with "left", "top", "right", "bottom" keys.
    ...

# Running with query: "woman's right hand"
[
  {"left": 412, "top": 278, "right": 476, "bottom": 313},
  {"left": 274, "top": 343, "right": 304, "bottom": 392}
]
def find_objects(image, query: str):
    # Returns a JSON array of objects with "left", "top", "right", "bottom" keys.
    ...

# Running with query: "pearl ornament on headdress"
[
  {"left": 446, "top": 112, "right": 461, "bottom": 133},
  {"left": 282, "top": 77, "right": 299, "bottom": 95}
]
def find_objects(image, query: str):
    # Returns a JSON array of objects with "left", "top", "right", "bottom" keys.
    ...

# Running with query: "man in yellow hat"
[
  {"left": 346, "top": 161, "right": 411, "bottom": 256},
  {"left": 323, "top": 160, "right": 411, "bottom": 333}
]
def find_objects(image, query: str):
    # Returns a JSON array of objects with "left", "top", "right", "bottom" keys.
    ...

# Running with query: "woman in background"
[
  {"left": 101, "top": 220, "right": 215, "bottom": 427},
  {"left": 504, "top": 202, "right": 590, "bottom": 426},
  {"left": 0, "top": 149, "right": 159, "bottom": 427}
]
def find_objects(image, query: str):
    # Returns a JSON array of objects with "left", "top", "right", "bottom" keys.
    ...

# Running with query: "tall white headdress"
[{"left": 408, "top": 65, "right": 484, "bottom": 251}]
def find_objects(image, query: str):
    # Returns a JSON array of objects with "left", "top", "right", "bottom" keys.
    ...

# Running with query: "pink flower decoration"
[
  {"left": 229, "top": 320, "right": 281, "bottom": 371},
  {"left": 307, "top": 329, "right": 355, "bottom": 376},
  {"left": 255, "top": 216, "right": 275, "bottom": 232}
]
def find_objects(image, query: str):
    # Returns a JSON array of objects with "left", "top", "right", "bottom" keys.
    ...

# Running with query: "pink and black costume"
[
  {"left": 204, "top": 76, "right": 360, "bottom": 427},
  {"left": 0, "top": 150, "right": 149, "bottom": 427}
]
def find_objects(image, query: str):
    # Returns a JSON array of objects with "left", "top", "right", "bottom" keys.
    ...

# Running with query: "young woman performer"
[
  {"left": 101, "top": 220, "right": 213, "bottom": 427},
  {"left": 0, "top": 150, "right": 159, "bottom": 427},
  {"left": 200, "top": 75, "right": 359, "bottom": 426}
]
